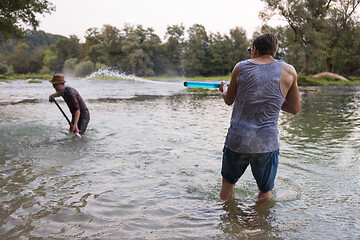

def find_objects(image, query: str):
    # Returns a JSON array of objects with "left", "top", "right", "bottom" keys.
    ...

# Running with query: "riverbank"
[
  {"left": 1, "top": 73, "right": 360, "bottom": 86},
  {"left": 0, "top": 74, "right": 52, "bottom": 83},
  {"left": 298, "top": 74, "right": 360, "bottom": 86}
]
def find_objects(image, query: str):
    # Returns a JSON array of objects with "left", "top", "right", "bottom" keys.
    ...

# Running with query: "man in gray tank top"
[{"left": 219, "top": 33, "right": 301, "bottom": 201}]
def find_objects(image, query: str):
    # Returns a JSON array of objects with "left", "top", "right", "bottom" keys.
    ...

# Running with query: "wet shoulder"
[
  {"left": 64, "top": 86, "right": 78, "bottom": 96},
  {"left": 282, "top": 61, "right": 296, "bottom": 74}
]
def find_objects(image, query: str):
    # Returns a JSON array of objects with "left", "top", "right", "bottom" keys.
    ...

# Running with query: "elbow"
[
  {"left": 221, "top": 88, "right": 236, "bottom": 106},
  {"left": 223, "top": 95, "right": 235, "bottom": 106},
  {"left": 289, "top": 105, "right": 301, "bottom": 115},
  {"left": 224, "top": 100, "right": 233, "bottom": 106},
  {"left": 290, "top": 109, "right": 300, "bottom": 115},
  {"left": 282, "top": 99, "right": 301, "bottom": 115}
]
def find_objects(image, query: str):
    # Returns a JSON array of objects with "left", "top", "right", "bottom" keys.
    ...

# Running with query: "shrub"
[
  {"left": 75, "top": 61, "right": 95, "bottom": 77},
  {"left": 63, "top": 58, "right": 78, "bottom": 74},
  {"left": 0, "top": 63, "right": 8, "bottom": 74},
  {"left": 44, "top": 55, "right": 61, "bottom": 72},
  {"left": 297, "top": 75, "right": 323, "bottom": 86},
  {"left": 39, "top": 66, "right": 52, "bottom": 74},
  {"left": 0, "top": 62, "right": 14, "bottom": 75},
  {"left": 6, "top": 65, "right": 14, "bottom": 75}
]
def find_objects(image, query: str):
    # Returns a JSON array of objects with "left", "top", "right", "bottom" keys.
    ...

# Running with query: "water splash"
[{"left": 84, "top": 68, "right": 177, "bottom": 85}]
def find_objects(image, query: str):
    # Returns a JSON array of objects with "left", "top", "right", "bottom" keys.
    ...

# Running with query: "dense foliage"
[
  {"left": 0, "top": 0, "right": 360, "bottom": 77},
  {"left": 260, "top": 0, "right": 360, "bottom": 75},
  {"left": 0, "top": 25, "right": 250, "bottom": 77},
  {"left": 0, "top": 0, "right": 54, "bottom": 41}
]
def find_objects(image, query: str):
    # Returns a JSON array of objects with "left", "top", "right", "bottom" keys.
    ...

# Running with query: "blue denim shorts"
[{"left": 221, "top": 146, "right": 279, "bottom": 192}]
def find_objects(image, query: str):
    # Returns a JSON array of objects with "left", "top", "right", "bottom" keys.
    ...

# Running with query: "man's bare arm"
[
  {"left": 281, "top": 65, "right": 301, "bottom": 114},
  {"left": 220, "top": 63, "right": 239, "bottom": 106}
]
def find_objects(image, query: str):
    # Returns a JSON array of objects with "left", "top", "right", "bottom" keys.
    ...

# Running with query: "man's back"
[
  {"left": 225, "top": 60, "right": 285, "bottom": 153},
  {"left": 62, "top": 86, "right": 90, "bottom": 119},
  {"left": 219, "top": 32, "right": 301, "bottom": 201}
]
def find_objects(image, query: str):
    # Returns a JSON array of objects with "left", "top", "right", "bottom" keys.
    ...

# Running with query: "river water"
[{"left": 0, "top": 77, "right": 359, "bottom": 239}]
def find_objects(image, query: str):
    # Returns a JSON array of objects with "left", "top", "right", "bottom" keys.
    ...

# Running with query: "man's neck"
[
  {"left": 56, "top": 85, "right": 65, "bottom": 92},
  {"left": 249, "top": 55, "right": 275, "bottom": 64}
]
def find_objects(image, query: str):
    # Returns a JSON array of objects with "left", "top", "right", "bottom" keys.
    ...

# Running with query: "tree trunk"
[
  {"left": 300, "top": 53, "right": 310, "bottom": 75},
  {"left": 326, "top": 57, "right": 334, "bottom": 72}
]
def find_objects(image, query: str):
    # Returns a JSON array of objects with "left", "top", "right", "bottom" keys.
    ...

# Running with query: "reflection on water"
[
  {"left": 220, "top": 199, "right": 279, "bottom": 240},
  {"left": 0, "top": 80, "right": 359, "bottom": 239}
]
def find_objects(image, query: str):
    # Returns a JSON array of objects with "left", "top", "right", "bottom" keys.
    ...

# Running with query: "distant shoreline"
[{"left": 1, "top": 73, "right": 360, "bottom": 86}]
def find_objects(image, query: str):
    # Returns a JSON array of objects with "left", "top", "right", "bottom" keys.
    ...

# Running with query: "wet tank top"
[{"left": 224, "top": 60, "right": 285, "bottom": 153}]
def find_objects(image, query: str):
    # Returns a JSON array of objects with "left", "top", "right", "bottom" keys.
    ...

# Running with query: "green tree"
[
  {"left": 54, "top": 35, "right": 80, "bottom": 67},
  {"left": 81, "top": 27, "right": 103, "bottom": 61},
  {"left": 63, "top": 58, "right": 78, "bottom": 75},
  {"left": 163, "top": 24, "right": 185, "bottom": 76},
  {"left": 42, "top": 49, "right": 61, "bottom": 72},
  {"left": 87, "top": 44, "right": 107, "bottom": 64},
  {"left": 28, "top": 45, "right": 47, "bottom": 73},
  {"left": 23, "top": 30, "right": 65, "bottom": 50},
  {"left": 0, "top": 0, "right": 55, "bottom": 41},
  {"left": 260, "top": 0, "right": 332, "bottom": 75},
  {"left": 0, "top": 62, "right": 8, "bottom": 74},
  {"left": 101, "top": 25, "right": 122, "bottom": 66},
  {"left": 120, "top": 25, "right": 155, "bottom": 76},
  {"left": 228, "top": 27, "right": 249, "bottom": 69},
  {"left": 208, "top": 33, "right": 232, "bottom": 76},
  {"left": 140, "top": 27, "right": 166, "bottom": 75},
  {"left": 75, "top": 61, "right": 94, "bottom": 77},
  {"left": 6, "top": 42, "right": 31, "bottom": 73},
  {"left": 0, "top": 30, "right": 67, "bottom": 74},
  {"left": 323, "top": 0, "right": 360, "bottom": 75},
  {"left": 183, "top": 24, "right": 209, "bottom": 76}
]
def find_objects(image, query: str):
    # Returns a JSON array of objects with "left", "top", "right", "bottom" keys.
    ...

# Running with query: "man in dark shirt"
[{"left": 49, "top": 74, "right": 90, "bottom": 135}]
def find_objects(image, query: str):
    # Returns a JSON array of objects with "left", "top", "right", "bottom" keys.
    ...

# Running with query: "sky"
[{"left": 37, "top": 0, "right": 285, "bottom": 42}]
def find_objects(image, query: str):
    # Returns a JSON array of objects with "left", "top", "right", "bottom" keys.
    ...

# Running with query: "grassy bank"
[
  {"left": 298, "top": 75, "right": 360, "bottom": 86},
  {"left": 2, "top": 73, "right": 360, "bottom": 86},
  {"left": 0, "top": 74, "right": 52, "bottom": 82}
]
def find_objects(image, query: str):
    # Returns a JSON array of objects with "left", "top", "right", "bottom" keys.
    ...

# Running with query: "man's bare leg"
[
  {"left": 257, "top": 190, "right": 272, "bottom": 200},
  {"left": 220, "top": 177, "right": 235, "bottom": 200}
]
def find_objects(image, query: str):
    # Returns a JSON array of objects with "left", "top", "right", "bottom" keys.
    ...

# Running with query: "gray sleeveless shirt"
[{"left": 224, "top": 60, "right": 285, "bottom": 153}]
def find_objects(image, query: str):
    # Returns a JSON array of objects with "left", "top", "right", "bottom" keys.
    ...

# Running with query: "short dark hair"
[{"left": 253, "top": 33, "right": 279, "bottom": 56}]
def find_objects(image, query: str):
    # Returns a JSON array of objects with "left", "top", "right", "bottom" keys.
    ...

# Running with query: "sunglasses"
[{"left": 247, "top": 47, "right": 252, "bottom": 54}]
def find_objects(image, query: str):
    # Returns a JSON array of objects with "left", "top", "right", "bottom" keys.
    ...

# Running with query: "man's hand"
[
  {"left": 219, "top": 81, "right": 228, "bottom": 93},
  {"left": 73, "top": 125, "right": 80, "bottom": 134},
  {"left": 70, "top": 123, "right": 79, "bottom": 134}
]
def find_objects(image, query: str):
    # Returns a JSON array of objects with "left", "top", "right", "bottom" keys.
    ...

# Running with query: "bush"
[
  {"left": 75, "top": 61, "right": 95, "bottom": 77},
  {"left": 39, "top": 66, "right": 52, "bottom": 74},
  {"left": 44, "top": 55, "right": 61, "bottom": 72},
  {"left": 0, "top": 62, "right": 14, "bottom": 75},
  {"left": 316, "top": 75, "right": 334, "bottom": 81},
  {"left": 7, "top": 65, "right": 14, "bottom": 75},
  {"left": 63, "top": 58, "right": 78, "bottom": 74},
  {"left": 0, "top": 63, "right": 8, "bottom": 74},
  {"left": 297, "top": 75, "right": 323, "bottom": 86}
]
